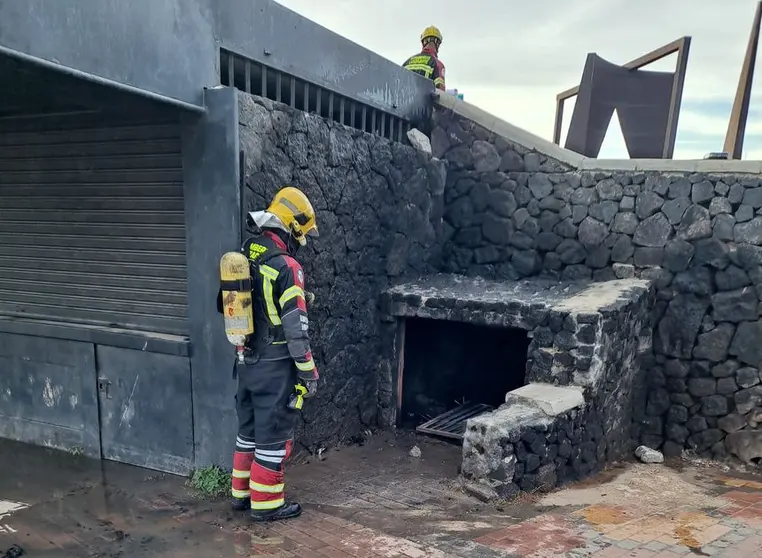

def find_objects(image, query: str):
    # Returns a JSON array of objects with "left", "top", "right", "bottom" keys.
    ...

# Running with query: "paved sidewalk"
[
  {"left": 476, "top": 467, "right": 762, "bottom": 557},
  {"left": 1, "top": 433, "right": 762, "bottom": 557}
]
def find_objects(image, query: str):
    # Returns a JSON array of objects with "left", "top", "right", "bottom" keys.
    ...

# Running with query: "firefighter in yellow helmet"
[
  {"left": 217, "top": 186, "right": 319, "bottom": 522},
  {"left": 402, "top": 26, "right": 446, "bottom": 91}
]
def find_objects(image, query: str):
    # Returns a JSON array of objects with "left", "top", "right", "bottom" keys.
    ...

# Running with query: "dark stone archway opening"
[{"left": 399, "top": 318, "right": 531, "bottom": 434}]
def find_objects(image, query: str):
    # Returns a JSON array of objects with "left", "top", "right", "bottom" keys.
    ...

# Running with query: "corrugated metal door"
[{"left": 0, "top": 111, "right": 188, "bottom": 336}]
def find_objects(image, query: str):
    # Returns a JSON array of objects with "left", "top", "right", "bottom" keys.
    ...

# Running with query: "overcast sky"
[{"left": 276, "top": 0, "right": 762, "bottom": 160}]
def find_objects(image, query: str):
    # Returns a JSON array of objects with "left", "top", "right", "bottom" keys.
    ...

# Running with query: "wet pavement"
[{"left": 2, "top": 432, "right": 762, "bottom": 557}]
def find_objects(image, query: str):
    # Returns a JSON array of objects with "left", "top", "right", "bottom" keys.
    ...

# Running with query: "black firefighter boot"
[
  {"left": 231, "top": 497, "right": 250, "bottom": 511},
  {"left": 250, "top": 502, "right": 302, "bottom": 522}
]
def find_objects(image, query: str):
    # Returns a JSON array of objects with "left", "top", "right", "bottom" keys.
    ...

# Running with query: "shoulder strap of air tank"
[
  {"left": 259, "top": 249, "right": 287, "bottom": 265},
  {"left": 253, "top": 248, "right": 288, "bottom": 346}
]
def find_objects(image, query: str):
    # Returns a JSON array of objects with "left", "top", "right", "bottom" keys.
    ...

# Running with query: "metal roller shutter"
[{"left": 0, "top": 111, "right": 188, "bottom": 336}]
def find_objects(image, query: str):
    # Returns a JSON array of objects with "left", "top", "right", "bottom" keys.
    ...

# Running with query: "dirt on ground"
[{"left": 2, "top": 432, "right": 762, "bottom": 557}]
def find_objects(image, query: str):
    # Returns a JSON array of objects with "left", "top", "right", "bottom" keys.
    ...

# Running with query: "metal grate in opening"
[
  {"left": 416, "top": 403, "right": 493, "bottom": 441},
  {"left": 219, "top": 48, "right": 412, "bottom": 142}
]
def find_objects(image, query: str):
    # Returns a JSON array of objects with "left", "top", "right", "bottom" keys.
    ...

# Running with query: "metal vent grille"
[{"left": 220, "top": 48, "right": 413, "bottom": 142}]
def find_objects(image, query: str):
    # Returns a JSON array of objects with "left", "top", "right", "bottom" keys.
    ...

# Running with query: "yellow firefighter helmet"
[
  {"left": 421, "top": 25, "right": 443, "bottom": 45},
  {"left": 266, "top": 186, "right": 319, "bottom": 246}
]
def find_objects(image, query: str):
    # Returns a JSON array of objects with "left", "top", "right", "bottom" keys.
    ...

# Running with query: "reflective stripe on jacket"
[
  {"left": 246, "top": 231, "right": 317, "bottom": 380},
  {"left": 402, "top": 46, "right": 446, "bottom": 90},
  {"left": 216, "top": 230, "right": 318, "bottom": 380}
]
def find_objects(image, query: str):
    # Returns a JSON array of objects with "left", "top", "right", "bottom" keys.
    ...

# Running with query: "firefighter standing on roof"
[
  {"left": 217, "top": 186, "right": 319, "bottom": 522},
  {"left": 403, "top": 25, "right": 446, "bottom": 91}
]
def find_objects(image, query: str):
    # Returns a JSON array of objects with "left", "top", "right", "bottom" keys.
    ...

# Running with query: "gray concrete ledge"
[{"left": 435, "top": 92, "right": 762, "bottom": 174}]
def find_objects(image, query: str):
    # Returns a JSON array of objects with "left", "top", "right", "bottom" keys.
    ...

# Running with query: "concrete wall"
[
  {"left": 433, "top": 94, "right": 762, "bottom": 463},
  {"left": 0, "top": 0, "right": 432, "bottom": 119},
  {"left": 238, "top": 92, "right": 446, "bottom": 449}
]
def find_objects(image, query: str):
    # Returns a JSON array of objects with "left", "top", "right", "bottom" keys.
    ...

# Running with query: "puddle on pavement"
[
  {"left": 0, "top": 433, "right": 498, "bottom": 556},
  {"left": 0, "top": 439, "right": 225, "bottom": 556}
]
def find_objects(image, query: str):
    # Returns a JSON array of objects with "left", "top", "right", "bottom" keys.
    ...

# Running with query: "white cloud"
[{"left": 276, "top": 0, "right": 762, "bottom": 159}]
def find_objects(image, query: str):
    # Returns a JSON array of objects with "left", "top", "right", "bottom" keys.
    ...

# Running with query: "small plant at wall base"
[{"left": 188, "top": 465, "right": 230, "bottom": 498}]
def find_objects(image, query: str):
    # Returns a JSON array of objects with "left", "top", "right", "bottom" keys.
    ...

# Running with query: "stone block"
[
  {"left": 634, "top": 213, "right": 671, "bottom": 247},
  {"left": 729, "top": 321, "right": 762, "bottom": 368},
  {"left": 613, "top": 263, "right": 635, "bottom": 278},
  {"left": 735, "top": 216, "right": 762, "bottom": 243},
  {"left": 667, "top": 404, "right": 689, "bottom": 424},
  {"left": 669, "top": 177, "right": 691, "bottom": 199},
  {"left": 636, "top": 191, "right": 665, "bottom": 219},
  {"left": 529, "top": 173, "right": 553, "bottom": 199},
  {"left": 718, "top": 413, "right": 747, "bottom": 433},
  {"left": 693, "top": 323, "right": 735, "bottom": 362},
  {"left": 589, "top": 200, "right": 619, "bottom": 223},
  {"left": 701, "top": 395, "right": 729, "bottom": 417},
  {"left": 735, "top": 386, "right": 762, "bottom": 414},
  {"left": 712, "top": 288, "right": 758, "bottom": 322},
  {"left": 662, "top": 197, "right": 691, "bottom": 225},
  {"left": 717, "top": 377, "right": 739, "bottom": 395},
  {"left": 737, "top": 367, "right": 760, "bottom": 389},
  {"left": 463, "top": 481, "right": 498, "bottom": 502},
  {"left": 686, "top": 415, "right": 708, "bottom": 433},
  {"left": 693, "top": 237, "right": 730, "bottom": 269},
  {"left": 715, "top": 266, "right": 750, "bottom": 291},
  {"left": 710, "top": 196, "right": 732, "bottom": 216},
  {"left": 714, "top": 213, "right": 736, "bottom": 241},
  {"left": 677, "top": 205, "right": 712, "bottom": 240},
  {"left": 406, "top": 129, "right": 432, "bottom": 154},
  {"left": 692, "top": 180, "right": 715, "bottom": 204},
  {"left": 656, "top": 295, "right": 709, "bottom": 359},
  {"left": 688, "top": 378, "right": 717, "bottom": 397},
  {"left": 578, "top": 217, "right": 608, "bottom": 248},
  {"left": 725, "top": 430, "right": 762, "bottom": 464},
  {"left": 729, "top": 183, "right": 745, "bottom": 204},
  {"left": 597, "top": 179, "right": 623, "bottom": 201}
]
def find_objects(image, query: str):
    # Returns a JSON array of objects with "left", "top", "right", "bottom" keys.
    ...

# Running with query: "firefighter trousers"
[{"left": 231, "top": 357, "right": 299, "bottom": 511}]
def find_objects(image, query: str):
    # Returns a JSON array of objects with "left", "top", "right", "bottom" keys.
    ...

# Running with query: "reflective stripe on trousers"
[{"left": 249, "top": 441, "right": 292, "bottom": 510}]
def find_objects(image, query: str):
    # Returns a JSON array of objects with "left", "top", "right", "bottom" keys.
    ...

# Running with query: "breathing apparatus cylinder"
[{"left": 219, "top": 252, "right": 254, "bottom": 362}]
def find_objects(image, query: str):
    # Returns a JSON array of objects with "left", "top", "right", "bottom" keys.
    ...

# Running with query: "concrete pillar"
[{"left": 182, "top": 86, "right": 241, "bottom": 468}]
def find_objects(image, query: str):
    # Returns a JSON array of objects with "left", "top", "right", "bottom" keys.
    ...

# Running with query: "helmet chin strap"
[{"left": 287, "top": 235, "right": 301, "bottom": 256}]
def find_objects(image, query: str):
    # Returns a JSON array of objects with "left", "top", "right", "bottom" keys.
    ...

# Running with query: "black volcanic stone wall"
[
  {"left": 511, "top": 408, "right": 605, "bottom": 496},
  {"left": 460, "top": 387, "right": 607, "bottom": 497},
  {"left": 433, "top": 103, "right": 762, "bottom": 463},
  {"left": 238, "top": 93, "right": 446, "bottom": 449}
]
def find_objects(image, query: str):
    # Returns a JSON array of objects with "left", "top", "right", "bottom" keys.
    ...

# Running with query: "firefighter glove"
[
  {"left": 287, "top": 384, "right": 308, "bottom": 410},
  {"left": 301, "top": 378, "right": 318, "bottom": 399}
]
